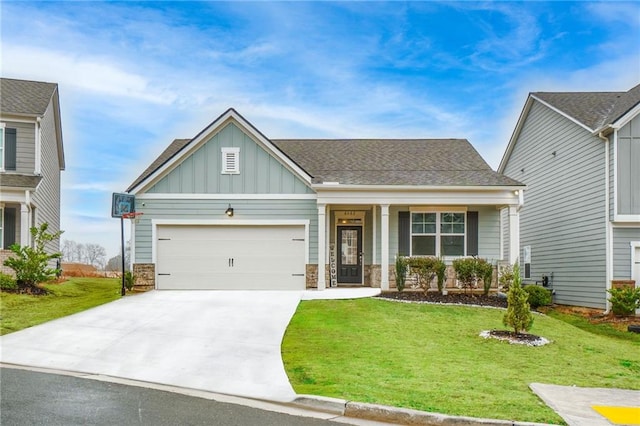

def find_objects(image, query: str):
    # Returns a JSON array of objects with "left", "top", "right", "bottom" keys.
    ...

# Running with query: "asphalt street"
[{"left": 0, "top": 368, "right": 354, "bottom": 426}]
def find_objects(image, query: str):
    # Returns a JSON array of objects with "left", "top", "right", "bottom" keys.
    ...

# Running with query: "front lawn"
[
  {"left": 282, "top": 298, "right": 640, "bottom": 424},
  {"left": 0, "top": 277, "right": 121, "bottom": 335}
]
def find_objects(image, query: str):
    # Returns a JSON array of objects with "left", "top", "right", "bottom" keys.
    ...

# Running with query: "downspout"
[{"left": 598, "top": 130, "right": 612, "bottom": 313}]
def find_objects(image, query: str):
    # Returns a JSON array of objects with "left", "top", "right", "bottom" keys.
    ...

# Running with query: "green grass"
[
  {"left": 543, "top": 308, "right": 640, "bottom": 343},
  {"left": 0, "top": 277, "right": 121, "bottom": 335},
  {"left": 282, "top": 299, "right": 640, "bottom": 424}
]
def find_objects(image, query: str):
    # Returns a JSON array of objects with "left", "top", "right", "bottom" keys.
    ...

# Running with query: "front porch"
[{"left": 308, "top": 186, "right": 523, "bottom": 290}]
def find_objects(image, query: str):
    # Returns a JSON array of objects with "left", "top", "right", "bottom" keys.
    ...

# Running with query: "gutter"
[{"left": 598, "top": 130, "right": 612, "bottom": 314}]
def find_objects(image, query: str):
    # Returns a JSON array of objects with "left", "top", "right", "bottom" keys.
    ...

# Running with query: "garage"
[{"left": 155, "top": 224, "right": 306, "bottom": 290}]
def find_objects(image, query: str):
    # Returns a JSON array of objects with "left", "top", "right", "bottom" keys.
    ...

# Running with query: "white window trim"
[
  {"left": 0, "top": 123, "right": 5, "bottom": 172},
  {"left": 410, "top": 211, "right": 467, "bottom": 257},
  {"left": 221, "top": 147, "right": 240, "bottom": 174}
]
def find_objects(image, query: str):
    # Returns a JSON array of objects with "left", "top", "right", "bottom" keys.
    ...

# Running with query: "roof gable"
[
  {"left": 127, "top": 108, "right": 312, "bottom": 193},
  {"left": 0, "top": 78, "right": 58, "bottom": 116}
]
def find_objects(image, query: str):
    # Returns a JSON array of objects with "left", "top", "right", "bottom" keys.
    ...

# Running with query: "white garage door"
[{"left": 156, "top": 225, "right": 306, "bottom": 290}]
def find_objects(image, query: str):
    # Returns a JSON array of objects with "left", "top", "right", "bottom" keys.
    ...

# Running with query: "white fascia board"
[
  {"left": 609, "top": 103, "right": 640, "bottom": 130},
  {"left": 498, "top": 96, "right": 534, "bottom": 173},
  {"left": 152, "top": 219, "right": 310, "bottom": 226},
  {"left": 136, "top": 193, "right": 317, "bottom": 200},
  {"left": 530, "top": 95, "right": 594, "bottom": 133},
  {"left": 312, "top": 184, "right": 525, "bottom": 191},
  {"left": 0, "top": 189, "right": 29, "bottom": 202},
  {"left": 315, "top": 188, "right": 521, "bottom": 206},
  {"left": 0, "top": 114, "right": 38, "bottom": 123},
  {"left": 132, "top": 109, "right": 312, "bottom": 195}
]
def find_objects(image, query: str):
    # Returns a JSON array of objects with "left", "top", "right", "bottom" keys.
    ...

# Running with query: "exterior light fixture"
[{"left": 225, "top": 204, "right": 234, "bottom": 217}]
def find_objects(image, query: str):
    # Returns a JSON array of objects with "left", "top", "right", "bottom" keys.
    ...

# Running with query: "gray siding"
[
  {"left": 147, "top": 123, "right": 313, "bottom": 195},
  {"left": 617, "top": 114, "right": 640, "bottom": 215},
  {"left": 134, "top": 199, "right": 317, "bottom": 263},
  {"left": 503, "top": 101, "right": 607, "bottom": 309},
  {"left": 31, "top": 102, "right": 62, "bottom": 254},
  {"left": 612, "top": 227, "right": 640, "bottom": 278},
  {"left": 3, "top": 120, "right": 35, "bottom": 173}
]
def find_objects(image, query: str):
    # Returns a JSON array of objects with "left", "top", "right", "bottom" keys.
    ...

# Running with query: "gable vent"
[{"left": 221, "top": 147, "right": 240, "bottom": 174}]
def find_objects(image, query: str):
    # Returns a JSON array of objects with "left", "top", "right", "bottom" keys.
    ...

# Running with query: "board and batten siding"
[
  {"left": 612, "top": 227, "right": 640, "bottom": 279},
  {"left": 29, "top": 102, "right": 63, "bottom": 255},
  {"left": 146, "top": 123, "right": 313, "bottom": 195},
  {"left": 503, "top": 100, "right": 607, "bottom": 308},
  {"left": 616, "top": 114, "right": 640, "bottom": 215},
  {"left": 3, "top": 120, "right": 35, "bottom": 173},
  {"left": 134, "top": 199, "right": 318, "bottom": 264}
]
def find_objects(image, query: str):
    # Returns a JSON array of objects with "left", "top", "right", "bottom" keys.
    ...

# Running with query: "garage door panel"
[{"left": 156, "top": 225, "right": 305, "bottom": 290}]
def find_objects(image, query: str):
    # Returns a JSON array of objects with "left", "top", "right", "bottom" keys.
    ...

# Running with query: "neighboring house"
[
  {"left": 499, "top": 83, "right": 640, "bottom": 309},
  {"left": 0, "top": 78, "right": 65, "bottom": 273},
  {"left": 127, "top": 108, "right": 524, "bottom": 291}
]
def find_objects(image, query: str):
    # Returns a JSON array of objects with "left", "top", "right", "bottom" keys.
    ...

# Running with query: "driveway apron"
[{"left": 0, "top": 291, "right": 303, "bottom": 402}]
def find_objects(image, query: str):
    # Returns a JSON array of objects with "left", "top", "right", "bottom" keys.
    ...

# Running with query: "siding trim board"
[{"left": 137, "top": 193, "right": 317, "bottom": 200}]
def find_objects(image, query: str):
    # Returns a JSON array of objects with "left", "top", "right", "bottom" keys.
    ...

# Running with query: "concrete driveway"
[{"left": 0, "top": 288, "right": 380, "bottom": 403}]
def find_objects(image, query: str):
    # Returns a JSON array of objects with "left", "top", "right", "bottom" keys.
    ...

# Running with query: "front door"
[{"left": 337, "top": 226, "right": 362, "bottom": 284}]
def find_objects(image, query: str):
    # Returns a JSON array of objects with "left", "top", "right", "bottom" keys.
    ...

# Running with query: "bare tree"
[
  {"left": 61, "top": 240, "right": 75, "bottom": 262},
  {"left": 105, "top": 243, "right": 131, "bottom": 272},
  {"left": 84, "top": 243, "right": 107, "bottom": 269}
]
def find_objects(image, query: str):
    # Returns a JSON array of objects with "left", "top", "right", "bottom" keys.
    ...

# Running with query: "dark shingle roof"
[
  {"left": 0, "top": 174, "right": 43, "bottom": 189},
  {"left": 272, "top": 139, "right": 522, "bottom": 186},
  {"left": 1, "top": 78, "right": 58, "bottom": 116},
  {"left": 533, "top": 83, "right": 640, "bottom": 130},
  {"left": 127, "top": 138, "right": 190, "bottom": 192}
]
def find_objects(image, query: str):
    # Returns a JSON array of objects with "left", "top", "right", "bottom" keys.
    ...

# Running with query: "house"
[
  {"left": 126, "top": 108, "right": 524, "bottom": 291},
  {"left": 499, "top": 83, "right": 640, "bottom": 309},
  {"left": 0, "top": 78, "right": 65, "bottom": 273}
]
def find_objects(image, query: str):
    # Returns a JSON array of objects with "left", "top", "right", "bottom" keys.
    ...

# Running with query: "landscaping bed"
[{"left": 376, "top": 290, "right": 508, "bottom": 308}]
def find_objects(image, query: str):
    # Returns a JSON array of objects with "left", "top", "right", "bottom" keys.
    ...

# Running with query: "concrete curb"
[{"left": 292, "top": 395, "right": 558, "bottom": 426}]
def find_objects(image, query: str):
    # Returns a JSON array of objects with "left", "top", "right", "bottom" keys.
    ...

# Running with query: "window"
[
  {"left": 411, "top": 212, "right": 466, "bottom": 256},
  {"left": 1, "top": 127, "right": 17, "bottom": 171},
  {"left": 221, "top": 147, "right": 240, "bottom": 174}
]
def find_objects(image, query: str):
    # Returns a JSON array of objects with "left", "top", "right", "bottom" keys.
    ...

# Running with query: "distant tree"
[
  {"left": 105, "top": 242, "right": 131, "bottom": 272},
  {"left": 84, "top": 243, "right": 106, "bottom": 269}
]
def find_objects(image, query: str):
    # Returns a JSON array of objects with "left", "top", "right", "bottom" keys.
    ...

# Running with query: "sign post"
[{"left": 112, "top": 193, "right": 136, "bottom": 296}]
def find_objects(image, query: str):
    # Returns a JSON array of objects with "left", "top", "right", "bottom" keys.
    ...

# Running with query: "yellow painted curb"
[{"left": 592, "top": 406, "right": 640, "bottom": 425}]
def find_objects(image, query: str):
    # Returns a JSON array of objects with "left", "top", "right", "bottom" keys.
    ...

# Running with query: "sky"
[{"left": 1, "top": 1, "right": 639, "bottom": 260}]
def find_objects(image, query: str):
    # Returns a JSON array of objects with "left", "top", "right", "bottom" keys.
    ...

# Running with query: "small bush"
[
  {"left": 407, "top": 257, "right": 437, "bottom": 293},
  {"left": 0, "top": 272, "right": 17, "bottom": 291},
  {"left": 607, "top": 286, "right": 640, "bottom": 316},
  {"left": 452, "top": 257, "right": 494, "bottom": 295},
  {"left": 498, "top": 264, "right": 514, "bottom": 293},
  {"left": 124, "top": 270, "right": 136, "bottom": 291},
  {"left": 395, "top": 256, "right": 408, "bottom": 292},
  {"left": 434, "top": 257, "right": 447, "bottom": 293},
  {"left": 524, "top": 285, "right": 552, "bottom": 309},
  {"left": 503, "top": 264, "right": 533, "bottom": 334}
]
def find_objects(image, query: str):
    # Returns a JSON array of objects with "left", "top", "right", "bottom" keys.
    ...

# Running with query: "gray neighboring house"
[
  {"left": 499, "top": 83, "right": 640, "bottom": 309},
  {"left": 0, "top": 78, "right": 65, "bottom": 272},
  {"left": 127, "top": 108, "right": 524, "bottom": 291}
]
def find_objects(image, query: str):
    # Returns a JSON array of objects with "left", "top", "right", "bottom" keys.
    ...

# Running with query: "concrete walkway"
[
  {"left": 0, "top": 288, "right": 379, "bottom": 403},
  {"left": 531, "top": 383, "right": 640, "bottom": 426}
]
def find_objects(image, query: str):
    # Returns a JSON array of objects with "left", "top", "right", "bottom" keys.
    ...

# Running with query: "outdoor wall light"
[{"left": 225, "top": 204, "right": 234, "bottom": 217}]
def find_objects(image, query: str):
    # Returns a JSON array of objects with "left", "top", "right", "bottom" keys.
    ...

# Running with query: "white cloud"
[{"left": 2, "top": 45, "right": 177, "bottom": 104}]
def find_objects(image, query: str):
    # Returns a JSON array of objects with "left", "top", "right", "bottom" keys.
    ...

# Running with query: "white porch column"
[
  {"left": 317, "top": 204, "right": 327, "bottom": 290},
  {"left": 508, "top": 205, "right": 520, "bottom": 265},
  {"left": 380, "top": 204, "right": 389, "bottom": 290},
  {"left": 20, "top": 203, "right": 30, "bottom": 246}
]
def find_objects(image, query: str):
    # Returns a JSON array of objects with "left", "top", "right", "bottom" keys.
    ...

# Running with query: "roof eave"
[{"left": 312, "top": 184, "right": 526, "bottom": 191}]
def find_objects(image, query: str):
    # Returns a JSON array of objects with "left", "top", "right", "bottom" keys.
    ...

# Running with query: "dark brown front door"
[{"left": 337, "top": 226, "right": 362, "bottom": 284}]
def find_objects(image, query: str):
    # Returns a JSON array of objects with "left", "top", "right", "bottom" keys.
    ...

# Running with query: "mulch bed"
[
  {"left": 376, "top": 291, "right": 508, "bottom": 308},
  {"left": 1, "top": 284, "right": 49, "bottom": 296}
]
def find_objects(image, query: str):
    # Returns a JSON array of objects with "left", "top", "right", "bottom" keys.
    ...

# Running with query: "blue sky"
[{"left": 2, "top": 1, "right": 639, "bottom": 259}]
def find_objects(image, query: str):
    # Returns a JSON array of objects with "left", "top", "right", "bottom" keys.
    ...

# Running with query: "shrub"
[
  {"left": 3, "top": 223, "right": 63, "bottom": 288},
  {"left": 498, "top": 264, "right": 514, "bottom": 293},
  {"left": 524, "top": 285, "right": 552, "bottom": 309},
  {"left": 124, "top": 270, "right": 136, "bottom": 291},
  {"left": 0, "top": 272, "right": 17, "bottom": 291},
  {"left": 503, "top": 264, "right": 533, "bottom": 334},
  {"left": 407, "top": 257, "right": 437, "bottom": 293},
  {"left": 395, "top": 256, "right": 408, "bottom": 292},
  {"left": 434, "top": 257, "right": 447, "bottom": 293},
  {"left": 607, "top": 286, "right": 640, "bottom": 316},
  {"left": 452, "top": 257, "right": 494, "bottom": 295}
]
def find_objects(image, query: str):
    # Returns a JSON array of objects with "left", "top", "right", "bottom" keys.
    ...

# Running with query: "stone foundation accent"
[
  {"left": 132, "top": 263, "right": 155, "bottom": 292},
  {"left": 369, "top": 264, "right": 381, "bottom": 288},
  {"left": 305, "top": 264, "right": 317, "bottom": 288},
  {"left": 612, "top": 280, "right": 636, "bottom": 289},
  {"left": 0, "top": 250, "right": 15, "bottom": 276}
]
